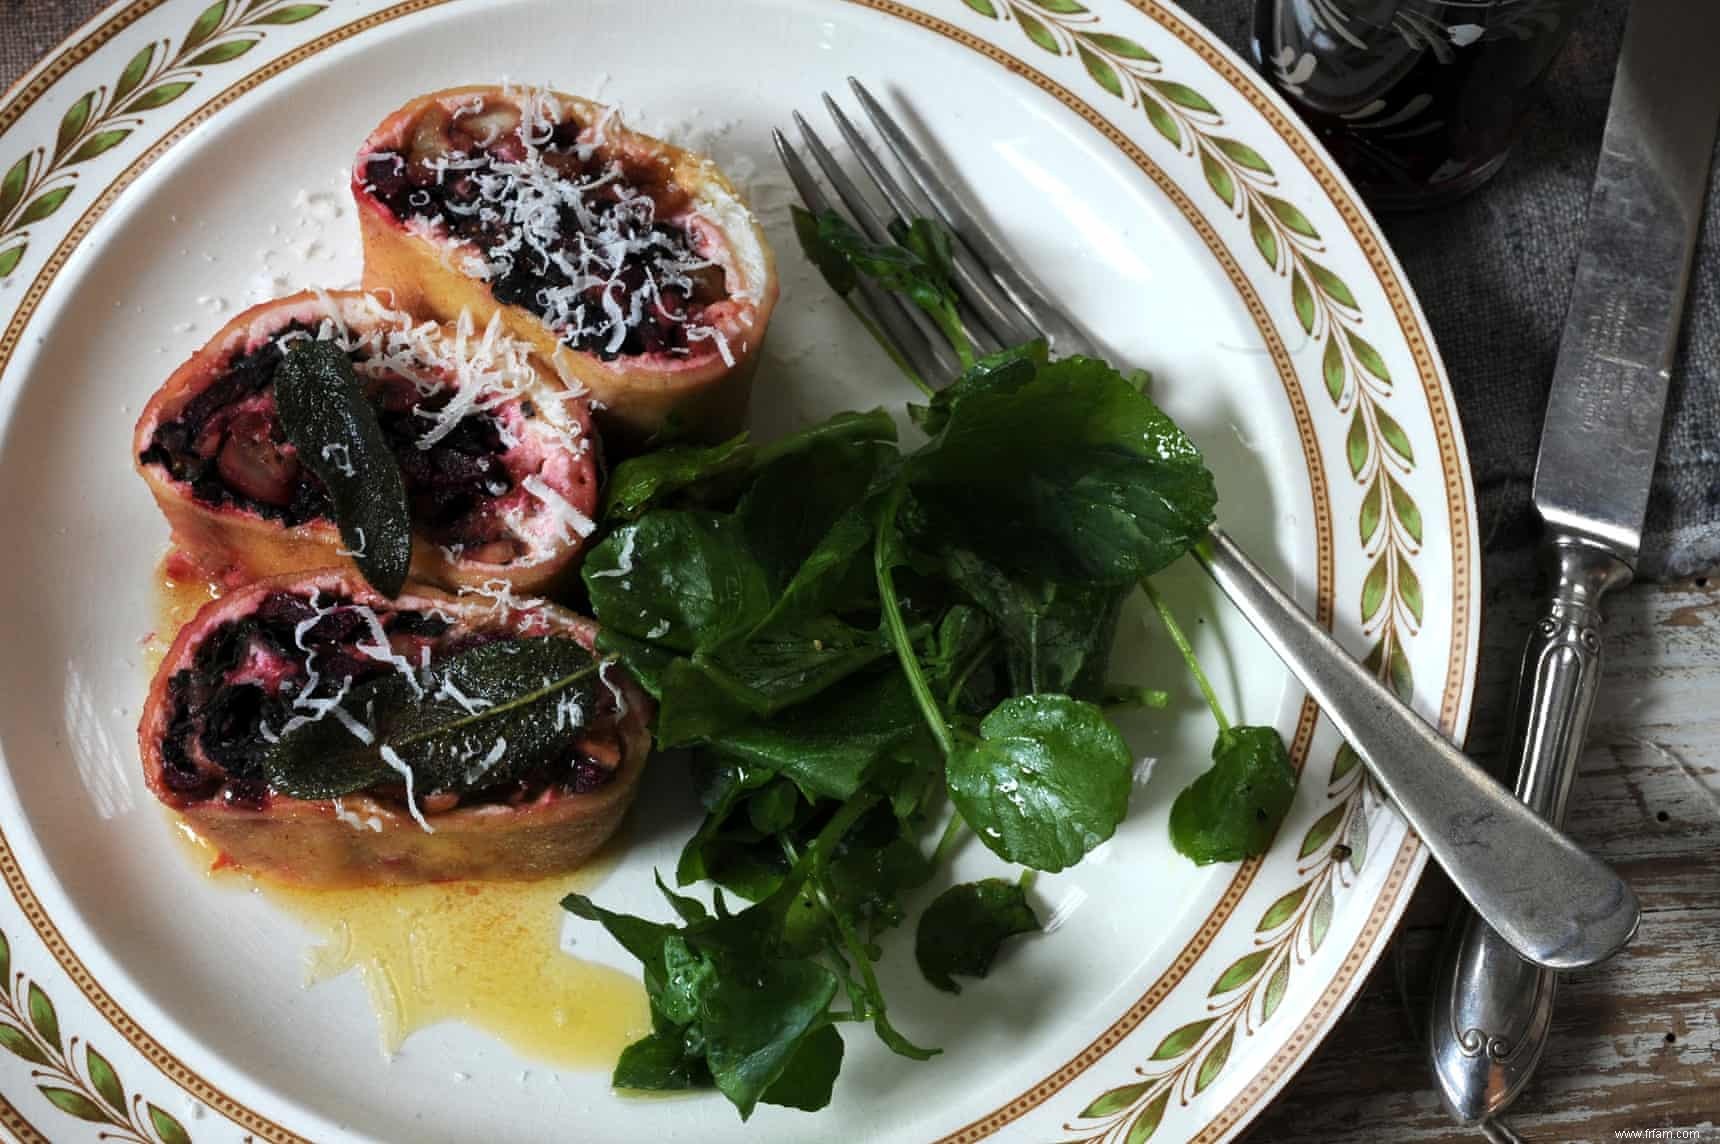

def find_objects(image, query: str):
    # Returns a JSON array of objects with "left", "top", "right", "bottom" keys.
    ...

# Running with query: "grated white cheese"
[
  {"left": 332, "top": 798, "right": 383, "bottom": 832},
  {"left": 320, "top": 443, "right": 355, "bottom": 477},
  {"left": 521, "top": 473, "right": 596, "bottom": 541},
  {"left": 335, "top": 527, "right": 367, "bottom": 559},
  {"left": 553, "top": 690, "right": 585, "bottom": 732},
  {"left": 463, "top": 737, "right": 508, "bottom": 786},
  {"left": 327, "top": 700, "right": 375, "bottom": 746},
  {"left": 434, "top": 676, "right": 492, "bottom": 715},
  {"left": 351, "top": 603, "right": 427, "bottom": 699},
  {"left": 599, "top": 660, "right": 630, "bottom": 718},
  {"left": 458, "top": 578, "right": 548, "bottom": 634},
  {"left": 377, "top": 88, "right": 734, "bottom": 359},
  {"left": 685, "top": 324, "right": 736, "bottom": 367},
  {"left": 379, "top": 745, "right": 435, "bottom": 834},
  {"left": 585, "top": 528, "right": 635, "bottom": 579}
]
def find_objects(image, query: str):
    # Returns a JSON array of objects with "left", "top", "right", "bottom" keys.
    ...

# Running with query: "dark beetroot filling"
[
  {"left": 361, "top": 107, "right": 729, "bottom": 360},
  {"left": 139, "top": 332, "right": 523, "bottom": 554},
  {"left": 159, "top": 591, "right": 620, "bottom": 812}
]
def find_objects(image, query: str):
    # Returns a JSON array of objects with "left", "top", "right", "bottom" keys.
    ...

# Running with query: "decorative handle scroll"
[{"left": 1429, "top": 535, "right": 1633, "bottom": 1124}]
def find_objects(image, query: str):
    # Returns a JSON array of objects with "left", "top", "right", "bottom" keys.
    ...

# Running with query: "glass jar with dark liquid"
[{"left": 1253, "top": 0, "right": 1587, "bottom": 210}]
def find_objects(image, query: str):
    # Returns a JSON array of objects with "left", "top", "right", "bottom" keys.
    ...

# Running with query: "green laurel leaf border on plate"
[
  {"left": 957, "top": 3, "right": 1425, "bottom": 1139},
  {"left": 0, "top": 0, "right": 328, "bottom": 283},
  {"left": 0, "top": 928, "right": 194, "bottom": 1143},
  {"left": 1, "top": 5, "right": 334, "bottom": 1132}
]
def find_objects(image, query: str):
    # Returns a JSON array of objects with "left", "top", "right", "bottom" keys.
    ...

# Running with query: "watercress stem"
[
  {"left": 932, "top": 813, "right": 967, "bottom": 865},
  {"left": 945, "top": 637, "right": 997, "bottom": 712},
  {"left": 1141, "top": 579, "right": 1230, "bottom": 733},
  {"left": 875, "top": 490, "right": 957, "bottom": 759},
  {"left": 787, "top": 819, "right": 927, "bottom": 1049},
  {"left": 802, "top": 790, "right": 881, "bottom": 873},
  {"left": 844, "top": 297, "right": 936, "bottom": 398},
  {"left": 932, "top": 305, "right": 974, "bottom": 371}
]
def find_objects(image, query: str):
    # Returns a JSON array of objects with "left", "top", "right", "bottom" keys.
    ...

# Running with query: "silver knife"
[{"left": 1429, "top": 0, "right": 1720, "bottom": 1123}]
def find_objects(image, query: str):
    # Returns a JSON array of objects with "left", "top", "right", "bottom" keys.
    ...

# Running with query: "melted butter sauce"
[
  {"left": 263, "top": 860, "right": 649, "bottom": 1068},
  {"left": 157, "top": 559, "right": 648, "bottom": 1070},
  {"left": 145, "top": 554, "right": 221, "bottom": 675}
]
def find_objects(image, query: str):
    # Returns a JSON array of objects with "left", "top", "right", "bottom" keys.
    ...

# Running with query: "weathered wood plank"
[{"left": 1251, "top": 576, "right": 1720, "bottom": 1143}]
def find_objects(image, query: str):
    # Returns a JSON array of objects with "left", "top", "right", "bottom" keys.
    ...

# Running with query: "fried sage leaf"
[
  {"left": 274, "top": 339, "right": 412, "bottom": 596},
  {"left": 261, "top": 637, "right": 600, "bottom": 798}
]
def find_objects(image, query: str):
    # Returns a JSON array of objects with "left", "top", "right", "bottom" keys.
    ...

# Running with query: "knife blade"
[
  {"left": 1531, "top": 1, "right": 1720, "bottom": 557},
  {"left": 1430, "top": 0, "right": 1720, "bottom": 1124}
]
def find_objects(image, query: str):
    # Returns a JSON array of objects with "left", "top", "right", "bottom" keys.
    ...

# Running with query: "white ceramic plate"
[{"left": 0, "top": 1, "right": 1479, "bottom": 1140}]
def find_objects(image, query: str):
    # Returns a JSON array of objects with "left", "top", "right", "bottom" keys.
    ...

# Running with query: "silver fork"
[{"left": 773, "top": 79, "right": 1638, "bottom": 971}]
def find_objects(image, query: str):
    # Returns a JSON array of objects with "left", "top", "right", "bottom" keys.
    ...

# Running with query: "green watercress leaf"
[
  {"left": 613, "top": 1030, "right": 712, "bottom": 1091},
  {"left": 941, "top": 547, "right": 1127, "bottom": 700},
  {"left": 676, "top": 758, "right": 778, "bottom": 889},
  {"left": 561, "top": 893, "right": 677, "bottom": 992},
  {"left": 908, "top": 355, "right": 1217, "bottom": 584},
  {"left": 946, "top": 693, "right": 1134, "bottom": 872},
  {"left": 738, "top": 438, "right": 895, "bottom": 595},
  {"left": 660, "top": 935, "right": 718, "bottom": 1025},
  {"left": 655, "top": 618, "right": 894, "bottom": 746},
  {"left": 603, "top": 433, "right": 754, "bottom": 520},
  {"left": 656, "top": 870, "right": 712, "bottom": 925},
  {"left": 592, "top": 629, "right": 678, "bottom": 698},
  {"left": 274, "top": 340, "right": 411, "bottom": 596},
  {"left": 918, "top": 604, "right": 995, "bottom": 712},
  {"left": 810, "top": 210, "right": 967, "bottom": 356},
  {"left": 911, "top": 340, "right": 1049, "bottom": 435},
  {"left": 584, "top": 511, "right": 772, "bottom": 652},
  {"left": 702, "top": 957, "right": 839, "bottom": 1119},
  {"left": 701, "top": 669, "right": 938, "bottom": 801},
  {"left": 915, "top": 878, "right": 1041, "bottom": 993},
  {"left": 821, "top": 807, "right": 933, "bottom": 936},
  {"left": 760, "top": 1023, "right": 844, "bottom": 1111},
  {"left": 698, "top": 617, "right": 893, "bottom": 716},
  {"left": 791, "top": 204, "right": 857, "bottom": 296},
  {"left": 755, "top": 408, "right": 899, "bottom": 465},
  {"left": 1169, "top": 725, "right": 1298, "bottom": 864}
]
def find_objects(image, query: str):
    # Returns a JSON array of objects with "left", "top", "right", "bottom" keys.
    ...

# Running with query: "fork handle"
[
  {"left": 1427, "top": 534, "right": 1632, "bottom": 1122},
  {"left": 1192, "top": 527, "right": 1637, "bottom": 969}
]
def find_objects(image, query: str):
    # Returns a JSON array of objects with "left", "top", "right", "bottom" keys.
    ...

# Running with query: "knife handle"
[{"left": 1429, "top": 535, "right": 1632, "bottom": 1122}]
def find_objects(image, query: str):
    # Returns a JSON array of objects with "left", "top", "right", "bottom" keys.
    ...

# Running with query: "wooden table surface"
[{"left": 1254, "top": 571, "right": 1720, "bottom": 1144}]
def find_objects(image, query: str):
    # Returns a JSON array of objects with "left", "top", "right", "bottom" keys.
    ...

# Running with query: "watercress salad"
[{"left": 560, "top": 211, "right": 1298, "bottom": 1118}]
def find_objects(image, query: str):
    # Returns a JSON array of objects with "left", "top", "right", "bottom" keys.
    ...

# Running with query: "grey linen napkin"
[{"left": 5, "top": 0, "right": 1716, "bottom": 577}]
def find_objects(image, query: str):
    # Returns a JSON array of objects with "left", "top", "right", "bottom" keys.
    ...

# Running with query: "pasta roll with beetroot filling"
[
  {"left": 139, "top": 570, "right": 653, "bottom": 887},
  {"left": 352, "top": 85, "right": 777, "bottom": 448},
  {"left": 135, "top": 290, "right": 600, "bottom": 594}
]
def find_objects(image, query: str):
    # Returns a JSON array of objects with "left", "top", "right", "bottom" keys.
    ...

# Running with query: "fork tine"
[
  {"left": 821, "top": 93, "right": 1038, "bottom": 349},
  {"left": 772, "top": 129, "right": 958, "bottom": 387},
  {"left": 789, "top": 116, "right": 968, "bottom": 378},
  {"left": 792, "top": 111, "right": 895, "bottom": 244},
  {"left": 848, "top": 78, "right": 1099, "bottom": 358}
]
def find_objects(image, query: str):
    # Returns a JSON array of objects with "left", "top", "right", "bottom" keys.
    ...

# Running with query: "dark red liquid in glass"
[{"left": 1253, "top": 0, "right": 1586, "bottom": 209}]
